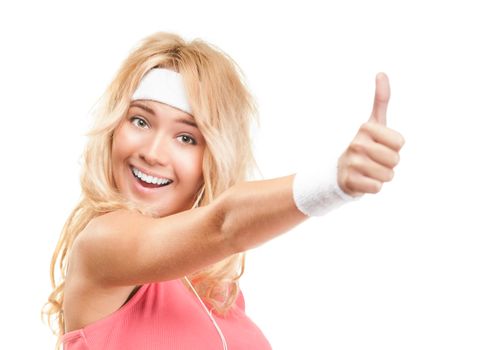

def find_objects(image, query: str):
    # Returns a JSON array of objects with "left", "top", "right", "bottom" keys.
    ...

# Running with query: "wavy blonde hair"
[{"left": 41, "top": 31, "right": 260, "bottom": 349}]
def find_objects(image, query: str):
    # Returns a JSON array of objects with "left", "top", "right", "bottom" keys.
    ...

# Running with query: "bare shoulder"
[
  {"left": 70, "top": 202, "right": 230, "bottom": 288},
  {"left": 64, "top": 217, "right": 139, "bottom": 332},
  {"left": 80, "top": 209, "right": 142, "bottom": 239},
  {"left": 67, "top": 210, "right": 133, "bottom": 286},
  {"left": 71, "top": 209, "right": 143, "bottom": 282},
  {"left": 75, "top": 209, "right": 148, "bottom": 255}
]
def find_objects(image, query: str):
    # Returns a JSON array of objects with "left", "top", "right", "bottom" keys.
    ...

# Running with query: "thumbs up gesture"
[{"left": 337, "top": 73, "right": 405, "bottom": 197}]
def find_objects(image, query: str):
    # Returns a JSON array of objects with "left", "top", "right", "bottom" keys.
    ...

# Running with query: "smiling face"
[{"left": 111, "top": 100, "right": 206, "bottom": 217}]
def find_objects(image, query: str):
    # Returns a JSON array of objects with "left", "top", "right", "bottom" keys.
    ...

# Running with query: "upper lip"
[{"left": 130, "top": 165, "right": 173, "bottom": 181}]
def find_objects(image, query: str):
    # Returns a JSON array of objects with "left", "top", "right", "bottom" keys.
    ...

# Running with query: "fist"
[{"left": 337, "top": 73, "right": 405, "bottom": 197}]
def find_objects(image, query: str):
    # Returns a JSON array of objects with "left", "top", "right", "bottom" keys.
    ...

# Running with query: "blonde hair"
[{"left": 41, "top": 32, "right": 260, "bottom": 349}]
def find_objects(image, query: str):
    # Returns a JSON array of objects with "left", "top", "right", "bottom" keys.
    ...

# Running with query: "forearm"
[{"left": 217, "top": 174, "right": 309, "bottom": 252}]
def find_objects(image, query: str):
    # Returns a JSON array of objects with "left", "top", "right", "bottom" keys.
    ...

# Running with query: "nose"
[{"left": 140, "top": 132, "right": 170, "bottom": 166}]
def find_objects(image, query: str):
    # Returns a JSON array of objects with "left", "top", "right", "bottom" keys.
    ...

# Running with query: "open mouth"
[{"left": 130, "top": 166, "right": 173, "bottom": 189}]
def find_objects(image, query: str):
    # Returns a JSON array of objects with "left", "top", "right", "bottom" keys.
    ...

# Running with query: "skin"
[
  {"left": 338, "top": 73, "right": 405, "bottom": 196},
  {"left": 111, "top": 100, "right": 206, "bottom": 217},
  {"left": 65, "top": 72, "right": 404, "bottom": 332}
]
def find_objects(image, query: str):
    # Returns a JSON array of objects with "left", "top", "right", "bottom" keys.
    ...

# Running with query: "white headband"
[{"left": 132, "top": 68, "right": 192, "bottom": 114}]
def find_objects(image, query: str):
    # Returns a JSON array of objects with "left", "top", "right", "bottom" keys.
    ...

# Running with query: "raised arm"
[
  {"left": 72, "top": 174, "right": 306, "bottom": 288},
  {"left": 73, "top": 72, "right": 404, "bottom": 289}
]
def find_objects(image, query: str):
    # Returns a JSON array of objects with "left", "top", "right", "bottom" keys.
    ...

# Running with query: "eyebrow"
[{"left": 130, "top": 101, "right": 198, "bottom": 128}]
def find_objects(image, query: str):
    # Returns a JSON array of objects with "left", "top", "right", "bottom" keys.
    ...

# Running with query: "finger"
[
  {"left": 359, "top": 122, "right": 405, "bottom": 152},
  {"left": 369, "top": 72, "right": 390, "bottom": 125},
  {"left": 351, "top": 155, "right": 395, "bottom": 183},
  {"left": 350, "top": 138, "right": 400, "bottom": 168},
  {"left": 365, "top": 142, "right": 400, "bottom": 169},
  {"left": 345, "top": 171, "right": 383, "bottom": 194}
]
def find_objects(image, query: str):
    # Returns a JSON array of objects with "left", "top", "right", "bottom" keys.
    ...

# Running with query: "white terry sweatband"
[
  {"left": 293, "top": 160, "right": 361, "bottom": 217},
  {"left": 132, "top": 68, "right": 192, "bottom": 114}
]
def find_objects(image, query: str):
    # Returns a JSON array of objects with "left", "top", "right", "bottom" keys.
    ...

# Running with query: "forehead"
[{"left": 130, "top": 100, "right": 192, "bottom": 118}]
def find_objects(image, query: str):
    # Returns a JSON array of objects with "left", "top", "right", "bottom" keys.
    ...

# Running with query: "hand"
[{"left": 337, "top": 73, "right": 405, "bottom": 197}]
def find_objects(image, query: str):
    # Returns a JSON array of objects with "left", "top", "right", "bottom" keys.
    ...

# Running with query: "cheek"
[
  {"left": 111, "top": 135, "right": 123, "bottom": 169},
  {"left": 178, "top": 149, "right": 204, "bottom": 181},
  {"left": 112, "top": 124, "right": 137, "bottom": 161},
  {"left": 111, "top": 125, "right": 134, "bottom": 177},
  {"left": 111, "top": 138, "right": 122, "bottom": 187},
  {"left": 192, "top": 150, "right": 205, "bottom": 181}
]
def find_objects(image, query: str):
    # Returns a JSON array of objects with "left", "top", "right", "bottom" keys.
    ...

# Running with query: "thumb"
[{"left": 369, "top": 72, "right": 390, "bottom": 125}]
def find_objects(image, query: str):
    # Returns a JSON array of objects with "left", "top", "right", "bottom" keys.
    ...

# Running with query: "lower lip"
[{"left": 129, "top": 167, "right": 172, "bottom": 194}]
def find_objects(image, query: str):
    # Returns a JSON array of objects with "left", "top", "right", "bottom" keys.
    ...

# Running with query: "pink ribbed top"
[{"left": 62, "top": 279, "right": 272, "bottom": 349}]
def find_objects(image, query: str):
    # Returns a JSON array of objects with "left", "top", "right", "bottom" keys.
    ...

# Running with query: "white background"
[{"left": 1, "top": 0, "right": 478, "bottom": 349}]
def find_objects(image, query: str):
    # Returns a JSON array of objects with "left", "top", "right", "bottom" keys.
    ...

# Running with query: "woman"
[{"left": 42, "top": 31, "right": 405, "bottom": 349}]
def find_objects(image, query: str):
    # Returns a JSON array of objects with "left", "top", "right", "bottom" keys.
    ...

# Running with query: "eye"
[
  {"left": 178, "top": 134, "right": 197, "bottom": 145},
  {"left": 130, "top": 116, "right": 149, "bottom": 129}
]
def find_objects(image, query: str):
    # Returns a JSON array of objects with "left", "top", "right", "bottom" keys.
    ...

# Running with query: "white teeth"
[{"left": 131, "top": 167, "right": 171, "bottom": 186}]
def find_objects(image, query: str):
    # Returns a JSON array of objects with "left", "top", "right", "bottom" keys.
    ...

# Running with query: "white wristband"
[{"left": 292, "top": 160, "right": 361, "bottom": 217}]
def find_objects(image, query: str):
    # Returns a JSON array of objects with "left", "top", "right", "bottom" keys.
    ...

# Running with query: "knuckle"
[
  {"left": 345, "top": 172, "right": 357, "bottom": 190},
  {"left": 359, "top": 122, "right": 371, "bottom": 133},
  {"left": 343, "top": 171, "right": 352, "bottom": 184},
  {"left": 349, "top": 154, "right": 363, "bottom": 169},
  {"left": 349, "top": 141, "right": 364, "bottom": 153}
]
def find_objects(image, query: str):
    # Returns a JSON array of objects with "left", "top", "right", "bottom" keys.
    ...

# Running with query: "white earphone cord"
[{"left": 184, "top": 276, "right": 228, "bottom": 350}]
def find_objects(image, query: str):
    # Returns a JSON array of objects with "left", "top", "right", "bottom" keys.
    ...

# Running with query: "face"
[{"left": 111, "top": 100, "right": 206, "bottom": 217}]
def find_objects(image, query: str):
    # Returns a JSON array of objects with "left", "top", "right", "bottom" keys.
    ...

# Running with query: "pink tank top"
[{"left": 62, "top": 279, "right": 272, "bottom": 349}]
